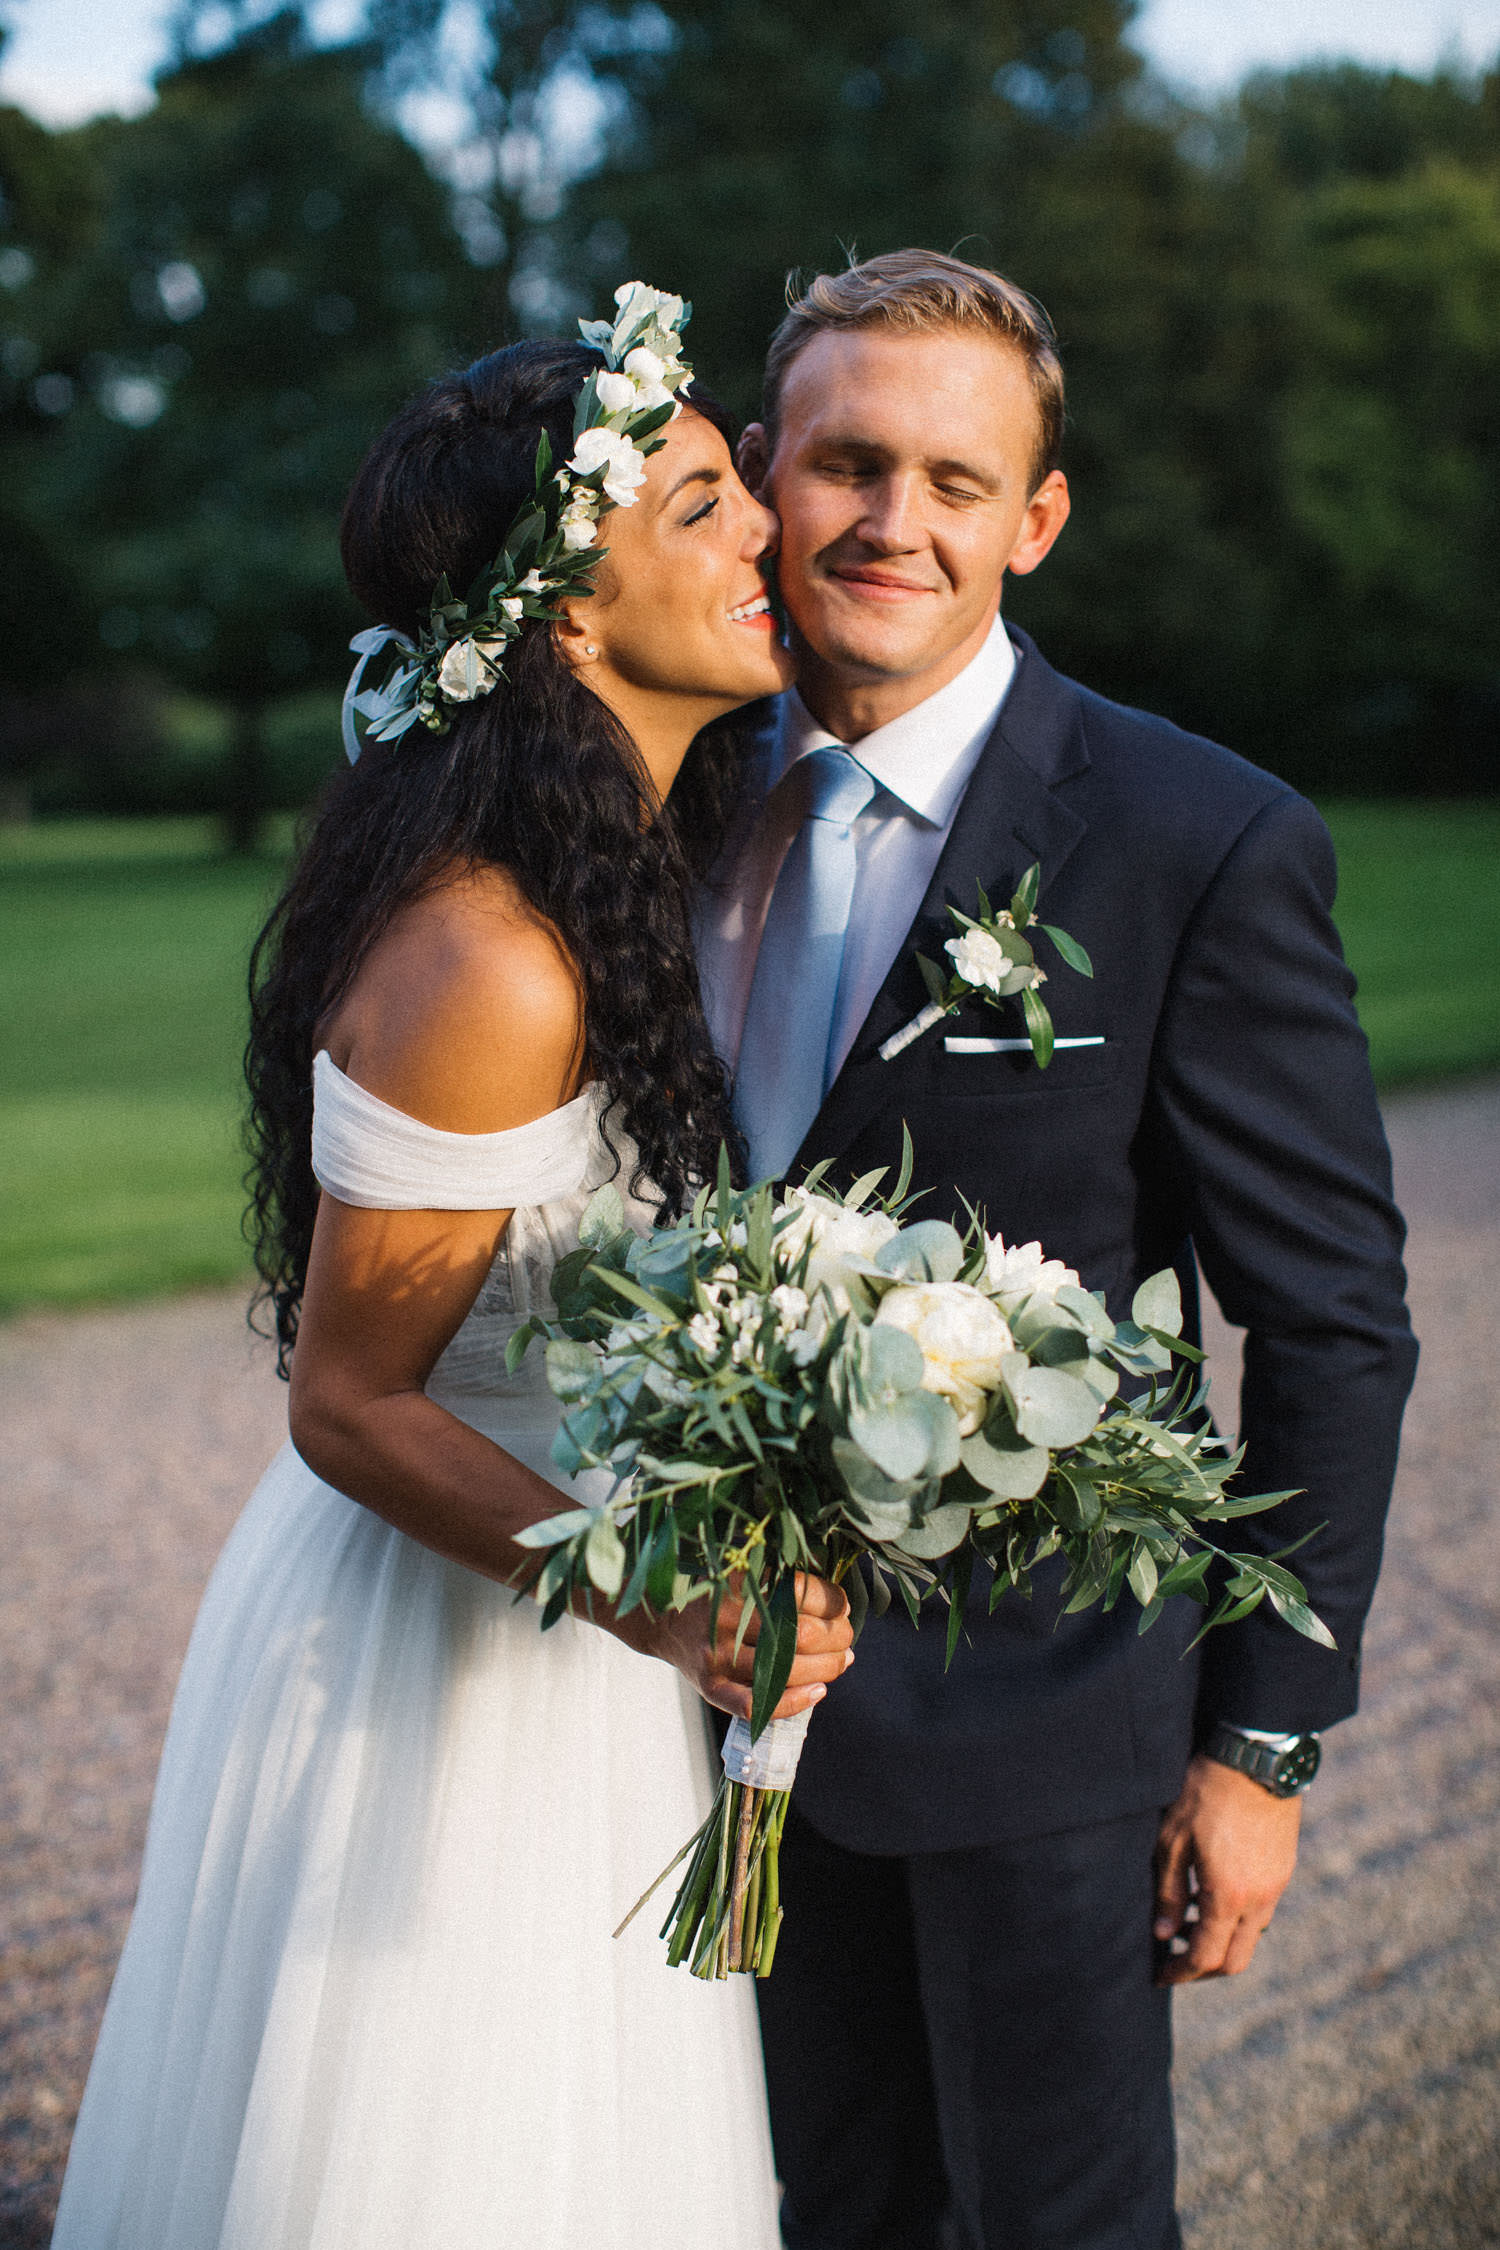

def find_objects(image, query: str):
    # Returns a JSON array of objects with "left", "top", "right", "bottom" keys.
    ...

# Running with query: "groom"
[{"left": 695, "top": 251, "right": 1418, "bottom": 2250}]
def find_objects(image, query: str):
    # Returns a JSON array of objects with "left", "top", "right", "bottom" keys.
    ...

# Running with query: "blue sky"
[{"left": 2, "top": 0, "right": 1497, "bottom": 129}]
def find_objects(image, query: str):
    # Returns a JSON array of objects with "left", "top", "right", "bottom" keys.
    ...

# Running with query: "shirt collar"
[{"left": 770, "top": 616, "right": 1017, "bottom": 828}]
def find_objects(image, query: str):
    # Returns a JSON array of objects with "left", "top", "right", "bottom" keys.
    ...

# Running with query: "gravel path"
[{"left": 2, "top": 1081, "right": 1497, "bottom": 2248}]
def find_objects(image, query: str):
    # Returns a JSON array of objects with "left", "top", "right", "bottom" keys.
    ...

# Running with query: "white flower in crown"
[
  {"left": 613, "top": 279, "right": 685, "bottom": 339},
  {"left": 437, "top": 634, "right": 509, "bottom": 700},
  {"left": 594, "top": 369, "right": 638, "bottom": 415},
  {"left": 558, "top": 490, "right": 601, "bottom": 551},
  {"left": 569, "top": 425, "right": 648, "bottom": 507},
  {"left": 620, "top": 346, "right": 676, "bottom": 412}
]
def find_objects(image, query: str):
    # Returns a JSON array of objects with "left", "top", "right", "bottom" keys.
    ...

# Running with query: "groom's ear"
[{"left": 737, "top": 422, "right": 771, "bottom": 499}]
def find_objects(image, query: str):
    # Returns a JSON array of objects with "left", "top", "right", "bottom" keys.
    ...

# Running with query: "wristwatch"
[{"left": 1204, "top": 1723, "right": 1322, "bottom": 1797}]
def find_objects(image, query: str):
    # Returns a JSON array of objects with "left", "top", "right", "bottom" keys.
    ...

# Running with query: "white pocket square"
[{"left": 943, "top": 1035, "right": 1106, "bottom": 1054}]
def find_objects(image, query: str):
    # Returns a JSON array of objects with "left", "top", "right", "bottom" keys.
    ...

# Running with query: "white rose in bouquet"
[
  {"left": 873, "top": 1281, "right": 1013, "bottom": 1435},
  {"left": 984, "top": 1234, "right": 1081, "bottom": 1313},
  {"left": 777, "top": 1189, "right": 899, "bottom": 1311}
]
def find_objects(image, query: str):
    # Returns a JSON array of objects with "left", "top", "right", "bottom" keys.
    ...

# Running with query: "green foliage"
[
  {"left": 0, "top": 799, "right": 1494, "bottom": 1318},
  {"left": 556, "top": 19, "right": 1500, "bottom": 794},
  {"left": 0, "top": 11, "right": 480, "bottom": 839},
  {"left": 3, "top": 9, "right": 1498, "bottom": 806},
  {"left": 0, "top": 822, "right": 288, "bottom": 1310},
  {"left": 512, "top": 1120, "right": 1334, "bottom": 1976},
  {"left": 1322, "top": 798, "right": 1500, "bottom": 1084}
]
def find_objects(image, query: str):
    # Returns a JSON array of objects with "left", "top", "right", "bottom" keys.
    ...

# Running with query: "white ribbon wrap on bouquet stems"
[{"left": 720, "top": 1706, "right": 813, "bottom": 1790}]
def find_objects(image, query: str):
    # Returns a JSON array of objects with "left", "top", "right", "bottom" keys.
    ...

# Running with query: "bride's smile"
[{"left": 558, "top": 405, "right": 794, "bottom": 796}]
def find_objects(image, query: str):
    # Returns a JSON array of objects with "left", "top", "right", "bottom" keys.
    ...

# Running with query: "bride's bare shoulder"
[{"left": 321, "top": 862, "right": 586, "bottom": 1133}]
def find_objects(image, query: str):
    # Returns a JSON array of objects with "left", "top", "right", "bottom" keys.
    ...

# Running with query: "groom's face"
[{"left": 742, "top": 326, "right": 1068, "bottom": 718}]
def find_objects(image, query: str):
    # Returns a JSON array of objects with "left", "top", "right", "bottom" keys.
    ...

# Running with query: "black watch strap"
[{"left": 1204, "top": 1723, "right": 1322, "bottom": 1797}]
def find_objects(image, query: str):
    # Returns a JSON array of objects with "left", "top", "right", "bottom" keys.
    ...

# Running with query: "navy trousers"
[{"left": 755, "top": 1803, "right": 1181, "bottom": 2250}]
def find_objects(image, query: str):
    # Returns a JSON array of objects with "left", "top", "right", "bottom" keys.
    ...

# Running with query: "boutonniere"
[{"left": 878, "top": 863, "right": 1093, "bottom": 1067}]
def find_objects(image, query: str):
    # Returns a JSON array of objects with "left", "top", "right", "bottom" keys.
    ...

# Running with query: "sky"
[{"left": 1, "top": 0, "right": 1498, "bottom": 130}]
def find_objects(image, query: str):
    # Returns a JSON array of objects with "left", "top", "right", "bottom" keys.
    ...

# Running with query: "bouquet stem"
[
  {"left": 661, "top": 1777, "right": 792, "bottom": 1977},
  {"left": 618, "top": 1709, "right": 810, "bottom": 1977}
]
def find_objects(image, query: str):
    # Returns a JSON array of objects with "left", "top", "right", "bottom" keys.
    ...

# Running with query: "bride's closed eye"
[{"left": 684, "top": 495, "right": 720, "bottom": 526}]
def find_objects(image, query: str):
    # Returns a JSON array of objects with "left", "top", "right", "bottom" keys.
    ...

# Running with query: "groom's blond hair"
[{"left": 763, "top": 249, "right": 1065, "bottom": 491}]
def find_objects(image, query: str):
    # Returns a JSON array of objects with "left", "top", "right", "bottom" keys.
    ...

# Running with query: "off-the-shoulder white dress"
[{"left": 52, "top": 1056, "right": 782, "bottom": 2250}]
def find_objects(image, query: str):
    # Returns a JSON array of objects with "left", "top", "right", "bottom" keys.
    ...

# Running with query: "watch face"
[{"left": 1278, "top": 1736, "right": 1322, "bottom": 1791}]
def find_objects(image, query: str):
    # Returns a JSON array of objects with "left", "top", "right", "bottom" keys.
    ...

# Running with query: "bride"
[{"left": 51, "top": 289, "right": 853, "bottom": 2250}]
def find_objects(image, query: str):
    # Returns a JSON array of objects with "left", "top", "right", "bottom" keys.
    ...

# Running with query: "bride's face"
[{"left": 565, "top": 409, "right": 794, "bottom": 748}]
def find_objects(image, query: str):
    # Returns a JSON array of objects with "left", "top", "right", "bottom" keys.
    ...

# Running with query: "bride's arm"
[{"left": 287, "top": 871, "right": 852, "bottom": 1720}]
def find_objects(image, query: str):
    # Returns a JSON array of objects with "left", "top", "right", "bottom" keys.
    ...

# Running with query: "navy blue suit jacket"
[{"left": 781, "top": 628, "right": 1418, "bottom": 1855}]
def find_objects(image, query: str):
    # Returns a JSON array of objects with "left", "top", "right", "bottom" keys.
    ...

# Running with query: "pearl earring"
[{"left": 584, "top": 643, "right": 599, "bottom": 658}]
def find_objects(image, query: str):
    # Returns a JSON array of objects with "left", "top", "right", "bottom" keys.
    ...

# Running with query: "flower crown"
[{"left": 341, "top": 282, "right": 694, "bottom": 762}]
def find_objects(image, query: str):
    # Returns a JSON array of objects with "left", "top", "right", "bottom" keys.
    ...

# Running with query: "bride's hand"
[{"left": 608, "top": 1572, "right": 855, "bottom": 1723}]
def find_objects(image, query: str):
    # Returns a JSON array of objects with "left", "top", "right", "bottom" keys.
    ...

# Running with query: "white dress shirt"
[{"left": 698, "top": 617, "right": 1018, "bottom": 1082}]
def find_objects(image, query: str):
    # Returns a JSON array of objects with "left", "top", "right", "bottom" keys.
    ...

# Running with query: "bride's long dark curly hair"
[{"left": 245, "top": 339, "right": 748, "bottom": 1373}]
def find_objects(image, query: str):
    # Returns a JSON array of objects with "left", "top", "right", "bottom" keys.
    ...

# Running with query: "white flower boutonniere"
[{"left": 879, "top": 862, "right": 1094, "bottom": 1067}]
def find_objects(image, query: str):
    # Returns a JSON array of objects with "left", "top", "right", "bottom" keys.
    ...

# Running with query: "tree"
[
  {"left": 1277, "top": 158, "right": 1500, "bottom": 791},
  {"left": 2, "top": 9, "right": 479, "bottom": 846}
]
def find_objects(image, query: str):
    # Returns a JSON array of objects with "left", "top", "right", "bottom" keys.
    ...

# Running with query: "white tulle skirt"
[{"left": 52, "top": 1425, "right": 782, "bottom": 2250}]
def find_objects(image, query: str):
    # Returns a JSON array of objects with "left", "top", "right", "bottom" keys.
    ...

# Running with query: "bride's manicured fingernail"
[{"left": 809, "top": 1684, "right": 827, "bottom": 1702}]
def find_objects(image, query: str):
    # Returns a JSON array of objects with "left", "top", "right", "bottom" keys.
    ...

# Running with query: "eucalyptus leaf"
[
  {"left": 578, "top": 1184, "right": 628, "bottom": 1250},
  {"left": 831, "top": 1440, "right": 917, "bottom": 1539},
  {"left": 895, "top": 1501, "right": 973, "bottom": 1559},
  {"left": 848, "top": 1393, "right": 937, "bottom": 1482},
  {"left": 858, "top": 1321, "right": 927, "bottom": 1396},
  {"left": 1000, "top": 1355, "right": 1103, "bottom": 1448},
  {"left": 1076, "top": 1358, "right": 1121, "bottom": 1405},
  {"left": 875, "top": 1220, "right": 965, "bottom": 1284},
  {"left": 959, "top": 1419, "right": 1050, "bottom": 1499},
  {"left": 505, "top": 1316, "right": 543, "bottom": 1375},
  {"left": 1052, "top": 1284, "right": 1117, "bottom": 1340},
  {"left": 1131, "top": 1269, "right": 1183, "bottom": 1338},
  {"left": 1029, "top": 1324, "right": 1091, "bottom": 1367}
]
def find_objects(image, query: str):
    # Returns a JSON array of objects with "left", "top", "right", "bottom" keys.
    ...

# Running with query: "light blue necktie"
[{"left": 734, "top": 746, "right": 877, "bottom": 1181}]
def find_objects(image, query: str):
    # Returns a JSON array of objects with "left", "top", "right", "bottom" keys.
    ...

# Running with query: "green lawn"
[
  {"left": 0, "top": 822, "right": 291, "bottom": 1313},
  {"left": 2, "top": 803, "right": 1497, "bottom": 1314},
  {"left": 1321, "top": 800, "right": 1500, "bottom": 1086}
]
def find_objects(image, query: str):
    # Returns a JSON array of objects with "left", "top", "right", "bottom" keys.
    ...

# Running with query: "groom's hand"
[
  {"left": 613, "top": 1572, "right": 855, "bottom": 1722},
  {"left": 1153, "top": 1753, "right": 1302, "bottom": 1984}
]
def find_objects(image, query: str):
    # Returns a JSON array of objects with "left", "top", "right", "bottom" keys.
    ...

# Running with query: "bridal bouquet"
[{"left": 509, "top": 1147, "right": 1330, "bottom": 1978}]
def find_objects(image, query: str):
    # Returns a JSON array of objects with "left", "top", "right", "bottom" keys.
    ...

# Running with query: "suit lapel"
[{"left": 796, "top": 631, "right": 1091, "bottom": 1172}]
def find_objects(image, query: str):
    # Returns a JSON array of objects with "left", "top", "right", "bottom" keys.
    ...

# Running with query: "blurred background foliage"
[
  {"left": 0, "top": 0, "right": 1496, "bottom": 841},
  {"left": 1, "top": 0, "right": 1496, "bottom": 1312}
]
